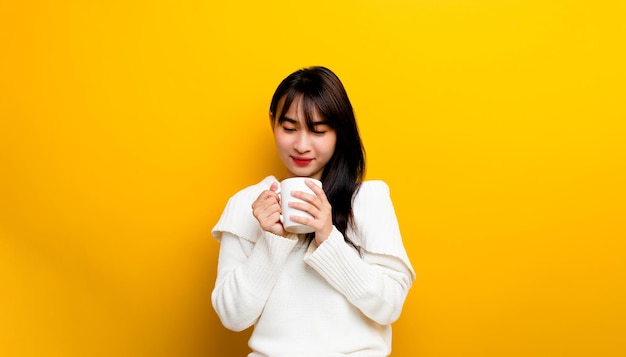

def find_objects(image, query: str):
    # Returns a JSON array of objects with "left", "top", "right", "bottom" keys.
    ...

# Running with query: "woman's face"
[{"left": 273, "top": 96, "right": 336, "bottom": 180}]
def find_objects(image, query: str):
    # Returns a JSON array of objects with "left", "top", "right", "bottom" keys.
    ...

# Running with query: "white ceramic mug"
[{"left": 277, "top": 177, "right": 322, "bottom": 234}]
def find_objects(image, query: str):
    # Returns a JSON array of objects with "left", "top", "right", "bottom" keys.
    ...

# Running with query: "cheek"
[
  {"left": 325, "top": 136, "right": 337, "bottom": 155},
  {"left": 318, "top": 139, "right": 336, "bottom": 157},
  {"left": 274, "top": 134, "right": 290, "bottom": 152}
]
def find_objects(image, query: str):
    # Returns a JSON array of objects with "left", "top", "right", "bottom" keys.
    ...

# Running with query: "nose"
[{"left": 293, "top": 131, "right": 311, "bottom": 154}]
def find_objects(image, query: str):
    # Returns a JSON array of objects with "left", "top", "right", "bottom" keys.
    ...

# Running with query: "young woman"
[{"left": 211, "top": 66, "right": 415, "bottom": 356}]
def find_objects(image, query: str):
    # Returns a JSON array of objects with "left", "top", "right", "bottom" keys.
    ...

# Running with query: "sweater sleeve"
[
  {"left": 303, "top": 181, "right": 415, "bottom": 325},
  {"left": 210, "top": 176, "right": 299, "bottom": 331},
  {"left": 211, "top": 230, "right": 298, "bottom": 331}
]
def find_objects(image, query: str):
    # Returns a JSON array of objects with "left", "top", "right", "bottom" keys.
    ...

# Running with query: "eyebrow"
[
  {"left": 279, "top": 116, "right": 298, "bottom": 124},
  {"left": 280, "top": 115, "right": 330, "bottom": 126}
]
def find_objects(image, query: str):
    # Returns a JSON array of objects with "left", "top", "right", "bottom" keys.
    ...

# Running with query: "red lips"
[{"left": 292, "top": 156, "right": 312, "bottom": 166}]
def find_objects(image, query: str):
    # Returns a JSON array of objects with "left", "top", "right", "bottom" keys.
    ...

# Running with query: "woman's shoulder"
[
  {"left": 359, "top": 179, "right": 390, "bottom": 191},
  {"left": 352, "top": 180, "right": 396, "bottom": 221},
  {"left": 229, "top": 175, "right": 278, "bottom": 204},
  {"left": 212, "top": 175, "right": 277, "bottom": 241},
  {"left": 354, "top": 180, "right": 392, "bottom": 204},
  {"left": 351, "top": 179, "right": 414, "bottom": 275}
]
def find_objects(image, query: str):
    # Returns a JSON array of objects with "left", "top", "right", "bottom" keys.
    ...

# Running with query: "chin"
[{"left": 290, "top": 168, "right": 315, "bottom": 178}]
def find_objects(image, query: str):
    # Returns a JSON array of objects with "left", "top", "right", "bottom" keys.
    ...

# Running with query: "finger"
[
  {"left": 262, "top": 199, "right": 282, "bottom": 216},
  {"left": 290, "top": 191, "right": 318, "bottom": 207},
  {"left": 288, "top": 201, "right": 315, "bottom": 216},
  {"left": 251, "top": 191, "right": 270, "bottom": 210},
  {"left": 259, "top": 208, "right": 283, "bottom": 230},
  {"left": 289, "top": 214, "right": 314, "bottom": 227},
  {"left": 262, "top": 189, "right": 281, "bottom": 204},
  {"left": 305, "top": 179, "right": 328, "bottom": 202},
  {"left": 252, "top": 191, "right": 281, "bottom": 218}
]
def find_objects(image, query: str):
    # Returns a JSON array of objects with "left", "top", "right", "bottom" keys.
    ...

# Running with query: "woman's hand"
[
  {"left": 289, "top": 179, "right": 333, "bottom": 245},
  {"left": 251, "top": 182, "right": 286, "bottom": 236}
]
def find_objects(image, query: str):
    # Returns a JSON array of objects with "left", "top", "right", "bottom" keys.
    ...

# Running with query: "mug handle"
[{"left": 273, "top": 181, "right": 284, "bottom": 223}]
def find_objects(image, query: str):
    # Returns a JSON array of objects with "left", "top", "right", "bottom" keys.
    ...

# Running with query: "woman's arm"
[
  {"left": 303, "top": 181, "right": 414, "bottom": 325},
  {"left": 304, "top": 231, "right": 413, "bottom": 325},
  {"left": 211, "top": 231, "right": 298, "bottom": 331}
]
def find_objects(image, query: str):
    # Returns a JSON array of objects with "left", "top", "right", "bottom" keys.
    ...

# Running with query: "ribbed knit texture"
[{"left": 211, "top": 176, "right": 415, "bottom": 356}]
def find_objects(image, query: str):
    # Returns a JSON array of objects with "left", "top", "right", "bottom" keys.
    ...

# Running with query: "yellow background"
[{"left": 1, "top": 0, "right": 625, "bottom": 356}]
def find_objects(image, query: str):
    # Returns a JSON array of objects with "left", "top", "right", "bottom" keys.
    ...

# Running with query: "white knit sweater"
[{"left": 211, "top": 176, "right": 415, "bottom": 357}]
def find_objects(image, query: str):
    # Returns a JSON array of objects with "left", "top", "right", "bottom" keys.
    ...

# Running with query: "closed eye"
[
  {"left": 312, "top": 123, "right": 331, "bottom": 134},
  {"left": 279, "top": 117, "right": 298, "bottom": 132}
]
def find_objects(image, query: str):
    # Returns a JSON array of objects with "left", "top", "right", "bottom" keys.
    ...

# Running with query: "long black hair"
[{"left": 269, "top": 66, "right": 366, "bottom": 249}]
